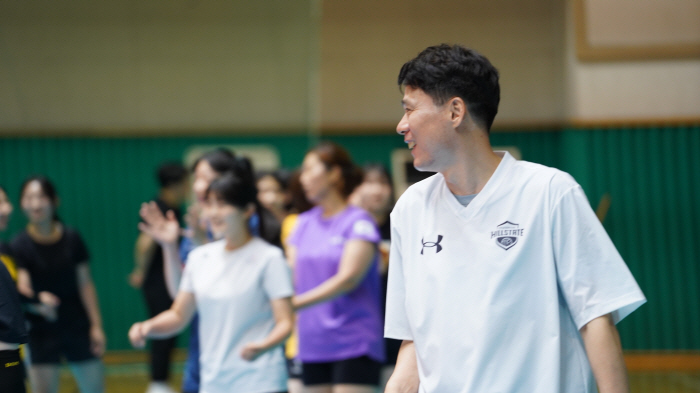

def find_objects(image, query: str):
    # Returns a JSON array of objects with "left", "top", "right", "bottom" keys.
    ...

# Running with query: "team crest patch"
[{"left": 491, "top": 221, "right": 524, "bottom": 250}]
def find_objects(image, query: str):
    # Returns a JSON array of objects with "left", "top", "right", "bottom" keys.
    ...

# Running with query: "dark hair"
[
  {"left": 310, "top": 142, "right": 363, "bottom": 198},
  {"left": 287, "top": 170, "right": 313, "bottom": 214},
  {"left": 157, "top": 162, "right": 188, "bottom": 188},
  {"left": 256, "top": 169, "right": 291, "bottom": 191},
  {"left": 20, "top": 176, "right": 60, "bottom": 221},
  {"left": 398, "top": 44, "right": 500, "bottom": 131},
  {"left": 191, "top": 148, "right": 239, "bottom": 176}
]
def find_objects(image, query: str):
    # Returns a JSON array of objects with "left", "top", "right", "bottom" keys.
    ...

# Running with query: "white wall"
[{"left": 565, "top": 0, "right": 700, "bottom": 122}]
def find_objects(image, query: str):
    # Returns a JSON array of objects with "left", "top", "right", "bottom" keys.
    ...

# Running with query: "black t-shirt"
[
  {"left": 0, "top": 243, "right": 28, "bottom": 344},
  {"left": 10, "top": 227, "right": 90, "bottom": 332},
  {"left": 142, "top": 198, "right": 182, "bottom": 290}
]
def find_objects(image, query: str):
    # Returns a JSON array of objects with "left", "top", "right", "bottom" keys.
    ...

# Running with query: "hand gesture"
[
  {"left": 128, "top": 321, "right": 149, "bottom": 349},
  {"left": 139, "top": 202, "right": 180, "bottom": 246},
  {"left": 37, "top": 291, "right": 60, "bottom": 322},
  {"left": 240, "top": 342, "right": 266, "bottom": 361},
  {"left": 90, "top": 325, "right": 107, "bottom": 357}
]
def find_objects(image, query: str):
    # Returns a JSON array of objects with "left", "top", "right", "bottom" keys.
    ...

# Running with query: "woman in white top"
[{"left": 129, "top": 170, "right": 295, "bottom": 393}]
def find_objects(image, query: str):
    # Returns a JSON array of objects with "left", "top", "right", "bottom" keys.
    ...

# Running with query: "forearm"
[
  {"left": 293, "top": 274, "right": 358, "bottom": 310},
  {"left": 256, "top": 316, "right": 293, "bottom": 352},
  {"left": 79, "top": 280, "right": 103, "bottom": 329},
  {"left": 141, "top": 309, "right": 190, "bottom": 339},
  {"left": 581, "top": 314, "right": 629, "bottom": 393},
  {"left": 386, "top": 340, "right": 420, "bottom": 393},
  {"left": 133, "top": 236, "right": 157, "bottom": 274},
  {"left": 162, "top": 243, "right": 183, "bottom": 298}
]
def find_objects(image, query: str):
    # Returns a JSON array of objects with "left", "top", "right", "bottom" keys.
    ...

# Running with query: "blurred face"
[
  {"left": 300, "top": 153, "right": 338, "bottom": 205},
  {"left": 21, "top": 181, "right": 55, "bottom": 225},
  {"left": 192, "top": 161, "right": 220, "bottom": 203},
  {"left": 203, "top": 193, "right": 248, "bottom": 239},
  {"left": 0, "top": 189, "right": 13, "bottom": 231},
  {"left": 257, "top": 175, "right": 286, "bottom": 213},
  {"left": 356, "top": 170, "right": 392, "bottom": 216}
]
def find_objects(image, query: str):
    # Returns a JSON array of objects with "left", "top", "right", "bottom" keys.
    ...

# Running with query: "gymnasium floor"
[{"left": 50, "top": 352, "right": 700, "bottom": 393}]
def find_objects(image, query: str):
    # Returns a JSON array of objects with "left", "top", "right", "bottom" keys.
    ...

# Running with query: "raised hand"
[{"left": 138, "top": 202, "right": 180, "bottom": 246}]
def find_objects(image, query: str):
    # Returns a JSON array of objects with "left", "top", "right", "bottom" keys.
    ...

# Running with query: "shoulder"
[
  {"left": 250, "top": 237, "right": 285, "bottom": 261},
  {"left": 508, "top": 160, "right": 580, "bottom": 197},
  {"left": 296, "top": 206, "right": 321, "bottom": 223},
  {"left": 392, "top": 173, "right": 443, "bottom": 214},
  {"left": 187, "top": 239, "right": 225, "bottom": 265},
  {"left": 9, "top": 230, "right": 31, "bottom": 250}
]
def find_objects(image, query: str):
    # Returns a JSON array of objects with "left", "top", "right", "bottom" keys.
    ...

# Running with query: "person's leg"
[
  {"left": 331, "top": 356, "right": 381, "bottom": 393},
  {"left": 302, "top": 361, "right": 333, "bottom": 393},
  {"left": 68, "top": 359, "right": 104, "bottom": 393},
  {"left": 143, "top": 275, "right": 176, "bottom": 385},
  {"left": 332, "top": 385, "right": 376, "bottom": 393},
  {"left": 28, "top": 364, "right": 60, "bottom": 393}
]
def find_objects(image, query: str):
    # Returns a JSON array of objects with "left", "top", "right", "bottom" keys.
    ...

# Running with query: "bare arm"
[
  {"left": 240, "top": 296, "right": 294, "bottom": 361},
  {"left": 161, "top": 243, "right": 183, "bottom": 299},
  {"left": 292, "top": 239, "right": 375, "bottom": 310},
  {"left": 385, "top": 340, "right": 420, "bottom": 393},
  {"left": 129, "top": 232, "right": 158, "bottom": 288},
  {"left": 129, "top": 291, "right": 196, "bottom": 348},
  {"left": 77, "top": 263, "right": 106, "bottom": 356},
  {"left": 580, "top": 314, "right": 629, "bottom": 393}
]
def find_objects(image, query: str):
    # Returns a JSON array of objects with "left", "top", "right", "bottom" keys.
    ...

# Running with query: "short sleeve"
[
  {"left": 346, "top": 210, "right": 380, "bottom": 244},
  {"left": 552, "top": 185, "right": 646, "bottom": 329},
  {"left": 384, "top": 213, "right": 413, "bottom": 340},
  {"left": 263, "top": 252, "right": 294, "bottom": 300},
  {"left": 9, "top": 235, "right": 29, "bottom": 270},
  {"left": 286, "top": 212, "right": 307, "bottom": 248},
  {"left": 72, "top": 231, "right": 90, "bottom": 264},
  {"left": 179, "top": 259, "right": 195, "bottom": 294}
]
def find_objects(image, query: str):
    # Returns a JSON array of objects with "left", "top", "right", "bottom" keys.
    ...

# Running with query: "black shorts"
[
  {"left": 302, "top": 356, "right": 381, "bottom": 386},
  {"left": 29, "top": 328, "right": 95, "bottom": 364},
  {"left": 0, "top": 349, "right": 26, "bottom": 393}
]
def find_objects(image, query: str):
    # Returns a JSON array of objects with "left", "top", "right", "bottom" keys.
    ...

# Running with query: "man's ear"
[{"left": 448, "top": 97, "right": 468, "bottom": 128}]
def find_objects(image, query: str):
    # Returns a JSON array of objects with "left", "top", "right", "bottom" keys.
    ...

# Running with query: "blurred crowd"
[{"left": 0, "top": 141, "right": 400, "bottom": 393}]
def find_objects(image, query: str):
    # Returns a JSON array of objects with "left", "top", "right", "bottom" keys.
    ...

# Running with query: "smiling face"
[
  {"left": 397, "top": 86, "right": 456, "bottom": 173},
  {"left": 0, "top": 188, "right": 13, "bottom": 231},
  {"left": 21, "top": 181, "right": 56, "bottom": 225},
  {"left": 203, "top": 192, "right": 249, "bottom": 240}
]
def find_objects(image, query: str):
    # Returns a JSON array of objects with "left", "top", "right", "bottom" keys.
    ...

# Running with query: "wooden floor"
[
  {"left": 51, "top": 369, "right": 700, "bottom": 393},
  {"left": 47, "top": 351, "right": 700, "bottom": 393}
]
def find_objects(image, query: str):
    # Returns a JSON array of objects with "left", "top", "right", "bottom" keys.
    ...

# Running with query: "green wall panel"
[{"left": 0, "top": 126, "right": 698, "bottom": 350}]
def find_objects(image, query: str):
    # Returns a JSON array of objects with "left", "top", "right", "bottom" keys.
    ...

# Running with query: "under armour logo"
[{"left": 421, "top": 235, "right": 443, "bottom": 255}]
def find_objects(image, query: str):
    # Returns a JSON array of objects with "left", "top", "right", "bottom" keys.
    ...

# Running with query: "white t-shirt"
[
  {"left": 180, "top": 237, "right": 293, "bottom": 393},
  {"left": 385, "top": 151, "right": 646, "bottom": 393}
]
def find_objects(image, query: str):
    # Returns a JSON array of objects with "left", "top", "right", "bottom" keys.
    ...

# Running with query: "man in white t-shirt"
[{"left": 384, "top": 44, "right": 646, "bottom": 393}]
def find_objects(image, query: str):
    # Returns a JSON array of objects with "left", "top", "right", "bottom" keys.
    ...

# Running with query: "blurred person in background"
[
  {"left": 287, "top": 142, "right": 384, "bottom": 393},
  {"left": 0, "top": 185, "right": 29, "bottom": 393},
  {"left": 130, "top": 169, "right": 294, "bottom": 393},
  {"left": 349, "top": 164, "right": 401, "bottom": 385},
  {"left": 130, "top": 162, "right": 188, "bottom": 393},
  {"left": 11, "top": 176, "right": 105, "bottom": 393},
  {"left": 279, "top": 170, "right": 313, "bottom": 393},
  {"left": 139, "top": 148, "right": 248, "bottom": 393},
  {"left": 256, "top": 170, "right": 292, "bottom": 249}
]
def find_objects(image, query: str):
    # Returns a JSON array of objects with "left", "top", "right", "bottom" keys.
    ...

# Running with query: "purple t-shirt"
[{"left": 289, "top": 205, "right": 385, "bottom": 363}]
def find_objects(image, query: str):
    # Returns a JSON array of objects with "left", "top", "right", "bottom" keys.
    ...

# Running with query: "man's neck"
[{"left": 441, "top": 132, "right": 502, "bottom": 196}]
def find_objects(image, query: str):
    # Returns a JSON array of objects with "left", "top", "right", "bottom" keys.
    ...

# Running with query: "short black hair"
[
  {"left": 398, "top": 44, "right": 500, "bottom": 131},
  {"left": 157, "top": 162, "right": 188, "bottom": 188}
]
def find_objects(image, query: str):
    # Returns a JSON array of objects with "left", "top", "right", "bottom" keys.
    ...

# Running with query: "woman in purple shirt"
[{"left": 288, "top": 142, "right": 384, "bottom": 393}]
